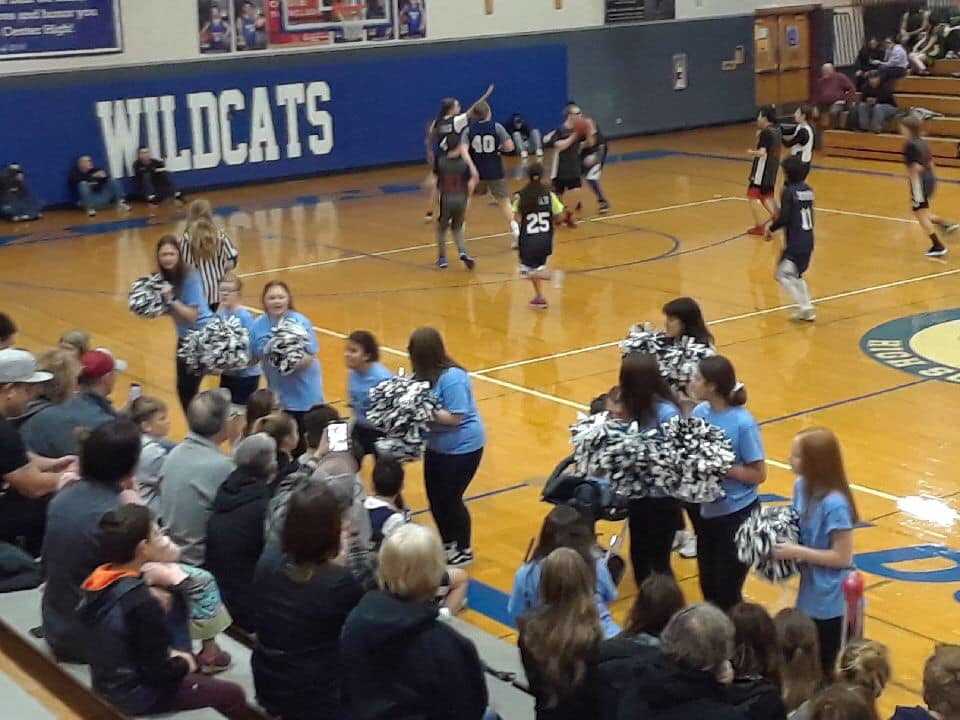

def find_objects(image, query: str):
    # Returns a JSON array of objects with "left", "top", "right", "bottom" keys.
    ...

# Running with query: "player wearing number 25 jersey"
[
  {"left": 512, "top": 163, "right": 565, "bottom": 310},
  {"left": 767, "top": 156, "right": 816, "bottom": 322}
]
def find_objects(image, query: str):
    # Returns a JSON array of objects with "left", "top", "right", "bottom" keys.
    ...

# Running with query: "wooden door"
[
  {"left": 755, "top": 15, "right": 780, "bottom": 106},
  {"left": 778, "top": 13, "right": 811, "bottom": 106}
]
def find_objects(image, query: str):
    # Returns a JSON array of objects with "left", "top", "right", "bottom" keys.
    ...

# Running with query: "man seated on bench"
[
  {"left": 812, "top": 63, "right": 856, "bottom": 130},
  {"left": 856, "top": 71, "right": 898, "bottom": 133}
]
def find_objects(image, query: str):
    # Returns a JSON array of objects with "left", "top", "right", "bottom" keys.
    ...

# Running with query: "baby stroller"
[{"left": 539, "top": 453, "right": 629, "bottom": 586}]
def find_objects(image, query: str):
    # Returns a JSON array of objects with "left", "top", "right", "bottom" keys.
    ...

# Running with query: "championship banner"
[{"left": 0, "top": 0, "right": 122, "bottom": 60}]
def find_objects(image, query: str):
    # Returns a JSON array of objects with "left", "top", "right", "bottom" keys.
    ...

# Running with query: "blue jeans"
[
  {"left": 77, "top": 179, "right": 125, "bottom": 210},
  {"left": 858, "top": 102, "right": 897, "bottom": 133},
  {"left": 512, "top": 129, "right": 542, "bottom": 156},
  {"left": 0, "top": 191, "right": 41, "bottom": 220}
]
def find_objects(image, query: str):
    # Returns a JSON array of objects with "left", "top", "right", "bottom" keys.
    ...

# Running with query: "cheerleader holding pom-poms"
[
  {"left": 249, "top": 281, "right": 324, "bottom": 454},
  {"left": 214, "top": 273, "right": 261, "bottom": 405},
  {"left": 773, "top": 427, "right": 858, "bottom": 676},
  {"left": 688, "top": 355, "right": 766, "bottom": 612},
  {"left": 366, "top": 374, "right": 439, "bottom": 463},
  {"left": 345, "top": 331, "right": 393, "bottom": 465}
]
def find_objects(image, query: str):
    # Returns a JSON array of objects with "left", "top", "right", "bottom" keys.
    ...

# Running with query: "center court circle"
[{"left": 860, "top": 309, "right": 960, "bottom": 382}]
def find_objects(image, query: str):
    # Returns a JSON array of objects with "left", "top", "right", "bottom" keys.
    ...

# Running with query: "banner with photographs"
[
  {"left": 199, "top": 0, "right": 425, "bottom": 53},
  {"left": 604, "top": 0, "right": 674, "bottom": 24},
  {"left": 0, "top": 0, "right": 122, "bottom": 60}
]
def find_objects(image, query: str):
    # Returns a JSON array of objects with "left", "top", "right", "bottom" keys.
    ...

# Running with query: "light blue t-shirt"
[
  {"left": 638, "top": 399, "right": 681, "bottom": 432},
  {"left": 793, "top": 476, "right": 854, "bottom": 619},
  {"left": 172, "top": 270, "right": 214, "bottom": 339},
  {"left": 218, "top": 306, "right": 261, "bottom": 379},
  {"left": 692, "top": 402, "right": 765, "bottom": 519},
  {"left": 249, "top": 310, "right": 324, "bottom": 412},
  {"left": 508, "top": 557, "right": 620, "bottom": 639},
  {"left": 424, "top": 367, "right": 485, "bottom": 455},
  {"left": 348, "top": 363, "right": 393, "bottom": 426}
]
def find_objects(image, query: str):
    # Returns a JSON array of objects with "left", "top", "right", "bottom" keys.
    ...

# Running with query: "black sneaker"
[
  {"left": 459, "top": 253, "right": 475, "bottom": 270},
  {"left": 447, "top": 549, "right": 474, "bottom": 567},
  {"left": 598, "top": 201, "right": 611, "bottom": 214},
  {"left": 926, "top": 245, "right": 948, "bottom": 257}
]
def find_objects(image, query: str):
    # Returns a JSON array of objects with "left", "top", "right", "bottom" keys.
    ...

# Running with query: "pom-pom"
[
  {"left": 619, "top": 326, "right": 666, "bottom": 357},
  {"left": 367, "top": 376, "right": 440, "bottom": 463},
  {"left": 264, "top": 318, "right": 310, "bottom": 376},
  {"left": 656, "top": 416, "right": 732, "bottom": 503},
  {"left": 128, "top": 274, "right": 168, "bottom": 319},
  {"left": 176, "top": 315, "right": 251, "bottom": 375},
  {"left": 735, "top": 506, "right": 801, "bottom": 583},
  {"left": 658, "top": 336, "right": 714, "bottom": 393},
  {"left": 569, "top": 412, "right": 660, "bottom": 497}
]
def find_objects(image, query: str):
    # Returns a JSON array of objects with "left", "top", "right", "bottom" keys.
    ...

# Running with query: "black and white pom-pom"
[
  {"left": 264, "top": 319, "right": 310, "bottom": 376},
  {"left": 201, "top": 315, "right": 251, "bottom": 374},
  {"left": 656, "top": 416, "right": 732, "bottom": 503},
  {"left": 735, "top": 506, "right": 801, "bottom": 583},
  {"left": 619, "top": 326, "right": 667, "bottom": 357},
  {"left": 128, "top": 274, "right": 168, "bottom": 319},
  {"left": 658, "top": 336, "right": 714, "bottom": 393},
  {"left": 569, "top": 412, "right": 658, "bottom": 497},
  {"left": 176, "top": 329, "right": 205, "bottom": 375},
  {"left": 367, "top": 376, "right": 440, "bottom": 463}
]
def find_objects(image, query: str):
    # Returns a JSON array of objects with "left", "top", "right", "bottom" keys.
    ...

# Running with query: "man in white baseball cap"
[{"left": 0, "top": 348, "right": 76, "bottom": 555}]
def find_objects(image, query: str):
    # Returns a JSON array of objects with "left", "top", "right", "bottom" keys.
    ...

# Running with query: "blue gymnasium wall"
[{"left": 0, "top": 16, "right": 753, "bottom": 205}]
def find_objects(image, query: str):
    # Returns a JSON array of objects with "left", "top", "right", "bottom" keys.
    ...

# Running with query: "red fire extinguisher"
[{"left": 842, "top": 570, "right": 865, "bottom": 647}]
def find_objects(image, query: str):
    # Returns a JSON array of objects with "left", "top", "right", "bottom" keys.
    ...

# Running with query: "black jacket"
[
  {"left": 205, "top": 468, "right": 269, "bottom": 631},
  {"left": 725, "top": 677, "right": 787, "bottom": 720},
  {"left": 341, "top": 590, "right": 488, "bottom": 720},
  {"left": 597, "top": 635, "right": 661, "bottom": 720}
]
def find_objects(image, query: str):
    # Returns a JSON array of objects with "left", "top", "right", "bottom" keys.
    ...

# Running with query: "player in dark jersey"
[
  {"left": 513, "top": 163, "right": 565, "bottom": 309},
  {"left": 237, "top": 1, "right": 267, "bottom": 50},
  {"left": 766, "top": 157, "right": 816, "bottom": 322},
  {"left": 400, "top": 0, "right": 425, "bottom": 37},
  {"left": 747, "top": 106, "right": 782, "bottom": 236},
  {"left": 543, "top": 113, "right": 584, "bottom": 228},
  {"left": 201, "top": 5, "right": 232, "bottom": 52},
  {"left": 781, "top": 104, "right": 814, "bottom": 182},
  {"left": 565, "top": 103, "right": 610, "bottom": 213},
  {"left": 900, "top": 114, "right": 958, "bottom": 257},
  {"left": 435, "top": 134, "right": 478, "bottom": 270},
  {"left": 464, "top": 101, "right": 518, "bottom": 244},
  {"left": 423, "top": 84, "right": 494, "bottom": 222}
]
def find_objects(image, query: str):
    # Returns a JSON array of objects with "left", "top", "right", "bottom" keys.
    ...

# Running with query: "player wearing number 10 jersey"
[
  {"left": 766, "top": 156, "right": 816, "bottom": 322},
  {"left": 513, "top": 163, "right": 565, "bottom": 309},
  {"left": 465, "top": 101, "right": 519, "bottom": 244}
]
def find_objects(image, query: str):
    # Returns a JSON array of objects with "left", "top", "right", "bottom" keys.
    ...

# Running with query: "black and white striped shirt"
[{"left": 179, "top": 227, "right": 239, "bottom": 305}]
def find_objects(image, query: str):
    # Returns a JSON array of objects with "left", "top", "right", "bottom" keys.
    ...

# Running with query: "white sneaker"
[
  {"left": 679, "top": 534, "right": 698, "bottom": 559},
  {"left": 520, "top": 151, "right": 529, "bottom": 159},
  {"left": 117, "top": 201, "right": 131, "bottom": 213},
  {"left": 791, "top": 307, "right": 816, "bottom": 322},
  {"left": 672, "top": 529, "right": 689, "bottom": 551},
  {"left": 551, "top": 269, "right": 565, "bottom": 289},
  {"left": 86, "top": 208, "right": 96, "bottom": 217},
  {"left": 510, "top": 220, "right": 520, "bottom": 240}
]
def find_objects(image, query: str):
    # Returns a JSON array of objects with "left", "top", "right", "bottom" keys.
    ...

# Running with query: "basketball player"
[
  {"left": 201, "top": 5, "right": 232, "bottom": 52},
  {"left": 765, "top": 157, "right": 816, "bottom": 322},
  {"left": 543, "top": 112, "right": 584, "bottom": 228},
  {"left": 514, "top": 163, "right": 565, "bottom": 309},
  {"left": 436, "top": 134, "right": 478, "bottom": 270},
  {"left": 400, "top": 0, "right": 425, "bottom": 38},
  {"left": 781, "top": 104, "right": 813, "bottom": 181},
  {"left": 566, "top": 103, "right": 611, "bottom": 213},
  {"left": 900, "top": 114, "right": 959, "bottom": 257},
  {"left": 464, "top": 101, "right": 519, "bottom": 244},
  {"left": 423, "top": 84, "right": 495, "bottom": 222},
  {"left": 237, "top": 1, "right": 267, "bottom": 50},
  {"left": 746, "top": 105, "right": 782, "bottom": 235}
]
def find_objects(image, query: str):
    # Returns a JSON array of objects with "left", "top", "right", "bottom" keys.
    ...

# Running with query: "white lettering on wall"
[
  {"left": 218, "top": 89, "right": 248, "bottom": 166},
  {"left": 142, "top": 97, "right": 162, "bottom": 160},
  {"left": 160, "top": 95, "right": 192, "bottom": 172},
  {"left": 275, "top": 83, "right": 305, "bottom": 159},
  {"left": 96, "top": 98, "right": 143, "bottom": 179},
  {"left": 306, "top": 81, "right": 334, "bottom": 156},
  {"left": 249, "top": 86, "right": 280, "bottom": 163}
]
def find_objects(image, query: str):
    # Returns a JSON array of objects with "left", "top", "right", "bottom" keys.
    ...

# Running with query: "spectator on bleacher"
[
  {"left": 519, "top": 547, "right": 602, "bottom": 720},
  {"left": 77, "top": 504, "right": 247, "bottom": 718},
  {"left": 855, "top": 72, "right": 898, "bottom": 133},
  {"left": 42, "top": 419, "right": 139, "bottom": 662},
  {"left": 0, "top": 313, "right": 16, "bottom": 349},
  {"left": 204, "top": 432, "right": 274, "bottom": 633},
  {"left": 180, "top": 198, "right": 238, "bottom": 310},
  {"left": 130, "top": 396, "right": 174, "bottom": 515},
  {"left": 855, "top": 38, "right": 884, "bottom": 91},
  {"left": 726, "top": 602, "right": 787, "bottom": 720},
  {"left": 774, "top": 608, "right": 823, "bottom": 716},
  {"left": 253, "top": 483, "right": 364, "bottom": 720},
  {"left": 0, "top": 163, "right": 41, "bottom": 222},
  {"left": 158, "top": 389, "right": 236, "bottom": 566},
  {"left": 242, "top": 387, "right": 280, "bottom": 438},
  {"left": 508, "top": 505, "right": 620, "bottom": 639},
  {"left": 156, "top": 235, "right": 214, "bottom": 412},
  {"left": 892, "top": 644, "right": 960, "bottom": 720},
  {"left": 20, "top": 349, "right": 122, "bottom": 458},
  {"left": 812, "top": 64, "right": 856, "bottom": 129},
  {"left": 0, "top": 349, "right": 74, "bottom": 555},
  {"left": 507, "top": 112, "right": 544, "bottom": 159},
  {"left": 251, "top": 411, "right": 300, "bottom": 492},
  {"left": 132, "top": 147, "right": 183, "bottom": 206},
  {"left": 68, "top": 155, "right": 130, "bottom": 217},
  {"left": 877, "top": 36, "right": 909, "bottom": 83},
  {"left": 365, "top": 457, "right": 410, "bottom": 550},
  {"left": 808, "top": 684, "right": 877, "bottom": 720},
  {"left": 910, "top": 23, "right": 949, "bottom": 76},
  {"left": 835, "top": 640, "right": 891, "bottom": 718},
  {"left": 341, "top": 523, "right": 489, "bottom": 720},
  {"left": 58, "top": 328, "right": 90, "bottom": 359},
  {"left": 13, "top": 348, "right": 79, "bottom": 431},
  {"left": 602, "top": 603, "right": 741, "bottom": 719}
]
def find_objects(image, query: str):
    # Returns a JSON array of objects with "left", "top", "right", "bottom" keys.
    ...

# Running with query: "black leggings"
[
  {"left": 815, "top": 616, "right": 844, "bottom": 679},
  {"left": 219, "top": 374, "right": 260, "bottom": 406},
  {"left": 628, "top": 497, "right": 682, "bottom": 584},
  {"left": 176, "top": 339, "right": 203, "bottom": 415},
  {"left": 696, "top": 501, "right": 758, "bottom": 612},
  {"left": 351, "top": 423, "right": 384, "bottom": 464},
  {"left": 423, "top": 447, "right": 483, "bottom": 551}
]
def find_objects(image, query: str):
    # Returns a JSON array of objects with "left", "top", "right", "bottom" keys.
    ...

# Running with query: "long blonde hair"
[
  {"left": 186, "top": 198, "right": 213, "bottom": 224},
  {"left": 797, "top": 427, "right": 860, "bottom": 524},
  {"left": 518, "top": 548, "right": 602, "bottom": 709},
  {"left": 775, "top": 608, "right": 823, "bottom": 712},
  {"left": 837, "top": 640, "right": 891, "bottom": 701},
  {"left": 185, "top": 217, "right": 220, "bottom": 262}
]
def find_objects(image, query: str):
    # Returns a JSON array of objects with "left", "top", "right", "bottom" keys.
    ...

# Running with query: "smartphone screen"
[
  {"left": 128, "top": 383, "right": 142, "bottom": 403},
  {"left": 328, "top": 422, "right": 349, "bottom": 453}
]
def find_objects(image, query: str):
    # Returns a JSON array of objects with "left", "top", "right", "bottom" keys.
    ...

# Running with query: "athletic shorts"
[
  {"left": 519, "top": 235, "right": 552, "bottom": 273},
  {"left": 748, "top": 184, "right": 775, "bottom": 199},
  {"left": 554, "top": 177, "right": 582, "bottom": 194},
  {"left": 780, "top": 250, "right": 812, "bottom": 276},
  {"left": 475, "top": 179, "right": 509, "bottom": 199},
  {"left": 910, "top": 172, "right": 936, "bottom": 211},
  {"left": 582, "top": 143, "right": 608, "bottom": 181}
]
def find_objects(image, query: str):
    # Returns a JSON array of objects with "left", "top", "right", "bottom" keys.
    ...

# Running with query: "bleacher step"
[
  {"left": 822, "top": 129, "right": 960, "bottom": 158},
  {"left": 822, "top": 145, "right": 960, "bottom": 166},
  {"left": 929, "top": 58, "right": 960, "bottom": 76},
  {"left": 896, "top": 75, "right": 960, "bottom": 95},
  {"left": 897, "top": 93, "right": 960, "bottom": 116}
]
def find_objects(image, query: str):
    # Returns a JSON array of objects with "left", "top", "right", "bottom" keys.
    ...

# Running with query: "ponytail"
[{"left": 698, "top": 355, "right": 747, "bottom": 407}]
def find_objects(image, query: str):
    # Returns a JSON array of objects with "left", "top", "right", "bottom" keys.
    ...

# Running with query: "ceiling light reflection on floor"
[{"left": 896, "top": 496, "right": 959, "bottom": 528}]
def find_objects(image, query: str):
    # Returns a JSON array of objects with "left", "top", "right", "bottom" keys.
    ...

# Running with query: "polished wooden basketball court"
[{"left": 4, "top": 123, "right": 960, "bottom": 715}]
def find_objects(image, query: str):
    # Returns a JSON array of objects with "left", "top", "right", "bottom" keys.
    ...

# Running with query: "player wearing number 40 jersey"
[
  {"left": 464, "top": 101, "right": 519, "bottom": 244},
  {"left": 513, "top": 163, "right": 565, "bottom": 310},
  {"left": 765, "top": 157, "right": 816, "bottom": 322}
]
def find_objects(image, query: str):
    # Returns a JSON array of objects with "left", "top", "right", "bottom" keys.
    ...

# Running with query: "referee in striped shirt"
[{"left": 180, "top": 201, "right": 239, "bottom": 311}]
